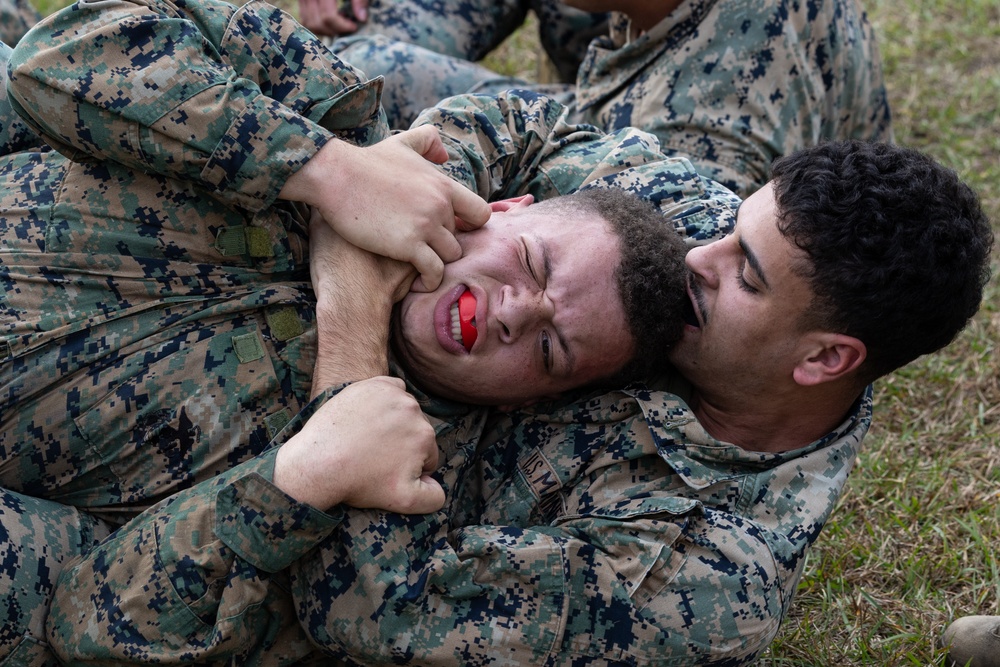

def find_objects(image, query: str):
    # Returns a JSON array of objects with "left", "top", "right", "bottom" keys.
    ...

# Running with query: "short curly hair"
[
  {"left": 533, "top": 187, "right": 689, "bottom": 383},
  {"left": 771, "top": 140, "right": 994, "bottom": 383}
]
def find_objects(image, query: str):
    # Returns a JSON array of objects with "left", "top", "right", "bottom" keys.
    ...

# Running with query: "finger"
[
  {"left": 421, "top": 429, "right": 440, "bottom": 475},
  {"left": 450, "top": 186, "right": 491, "bottom": 230},
  {"left": 427, "top": 226, "right": 463, "bottom": 264},
  {"left": 410, "top": 476, "right": 446, "bottom": 514},
  {"left": 322, "top": 14, "right": 358, "bottom": 35},
  {"left": 351, "top": 0, "right": 369, "bottom": 21},
  {"left": 451, "top": 214, "right": 481, "bottom": 233},
  {"left": 298, "top": 0, "right": 318, "bottom": 30},
  {"left": 454, "top": 212, "right": 489, "bottom": 232},
  {"left": 398, "top": 125, "right": 449, "bottom": 164},
  {"left": 409, "top": 274, "right": 431, "bottom": 293},
  {"left": 411, "top": 245, "right": 444, "bottom": 292}
]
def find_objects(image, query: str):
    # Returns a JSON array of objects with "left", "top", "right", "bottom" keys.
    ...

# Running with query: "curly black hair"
[
  {"left": 534, "top": 187, "right": 689, "bottom": 383},
  {"left": 771, "top": 140, "right": 994, "bottom": 384}
]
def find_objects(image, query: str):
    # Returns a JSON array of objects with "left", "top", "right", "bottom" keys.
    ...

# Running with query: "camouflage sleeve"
[
  {"left": 45, "top": 397, "right": 345, "bottom": 665},
  {"left": 414, "top": 89, "right": 740, "bottom": 242},
  {"left": 290, "top": 412, "right": 780, "bottom": 665},
  {"left": 6, "top": 0, "right": 386, "bottom": 212},
  {"left": 294, "top": 514, "right": 775, "bottom": 665},
  {"left": 46, "top": 452, "right": 342, "bottom": 664}
]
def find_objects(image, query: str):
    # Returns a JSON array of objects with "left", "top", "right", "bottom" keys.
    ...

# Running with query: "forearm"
[
  {"left": 306, "top": 215, "right": 399, "bottom": 396},
  {"left": 47, "top": 370, "right": 447, "bottom": 664},
  {"left": 7, "top": 0, "right": 385, "bottom": 211},
  {"left": 311, "top": 289, "right": 392, "bottom": 396}
]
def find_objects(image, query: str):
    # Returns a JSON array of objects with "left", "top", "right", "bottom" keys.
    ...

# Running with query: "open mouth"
[
  {"left": 449, "top": 289, "right": 478, "bottom": 351},
  {"left": 681, "top": 291, "right": 699, "bottom": 328}
]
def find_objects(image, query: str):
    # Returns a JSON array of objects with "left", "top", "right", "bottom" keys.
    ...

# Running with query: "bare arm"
[
  {"left": 305, "top": 209, "right": 417, "bottom": 395},
  {"left": 297, "top": 0, "right": 369, "bottom": 36}
]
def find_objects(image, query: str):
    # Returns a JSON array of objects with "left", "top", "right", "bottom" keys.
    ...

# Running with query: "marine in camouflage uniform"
[
  {"left": 0, "top": 0, "right": 39, "bottom": 45},
  {"left": 333, "top": 0, "right": 894, "bottom": 197},
  {"left": 339, "top": 0, "right": 608, "bottom": 83},
  {"left": 1, "top": 0, "right": 867, "bottom": 664}
]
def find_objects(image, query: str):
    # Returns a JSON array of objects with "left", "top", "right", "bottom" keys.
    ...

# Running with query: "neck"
[
  {"left": 689, "top": 386, "right": 860, "bottom": 453},
  {"left": 627, "top": 0, "right": 685, "bottom": 33}
]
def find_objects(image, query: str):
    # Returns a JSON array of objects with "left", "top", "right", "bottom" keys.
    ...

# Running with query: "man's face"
[
  {"left": 393, "top": 197, "right": 634, "bottom": 407},
  {"left": 669, "top": 183, "right": 818, "bottom": 403}
]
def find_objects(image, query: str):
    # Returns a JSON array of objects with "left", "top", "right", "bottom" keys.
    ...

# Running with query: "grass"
[
  {"left": 26, "top": 0, "right": 1000, "bottom": 664},
  {"left": 487, "top": 4, "right": 1000, "bottom": 665},
  {"left": 764, "top": 2, "right": 1000, "bottom": 664}
]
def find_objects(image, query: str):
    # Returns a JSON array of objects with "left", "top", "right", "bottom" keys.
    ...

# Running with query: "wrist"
[
  {"left": 273, "top": 430, "right": 350, "bottom": 510},
  {"left": 279, "top": 138, "right": 351, "bottom": 205},
  {"left": 312, "top": 295, "right": 391, "bottom": 394}
]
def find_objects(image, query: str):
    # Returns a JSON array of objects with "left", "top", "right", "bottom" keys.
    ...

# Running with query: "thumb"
[
  {"left": 409, "top": 476, "right": 446, "bottom": 514},
  {"left": 398, "top": 125, "right": 449, "bottom": 164}
]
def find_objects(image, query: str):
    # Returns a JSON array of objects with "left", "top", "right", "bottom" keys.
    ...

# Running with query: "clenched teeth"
[{"left": 450, "top": 302, "right": 466, "bottom": 346}]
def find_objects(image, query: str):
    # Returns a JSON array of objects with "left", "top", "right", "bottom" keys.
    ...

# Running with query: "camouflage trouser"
[
  {"left": 0, "top": 42, "right": 41, "bottom": 153},
  {"left": 331, "top": 0, "right": 590, "bottom": 130},
  {"left": 0, "top": 0, "right": 39, "bottom": 45},
  {"left": 0, "top": 489, "right": 113, "bottom": 667},
  {"left": 343, "top": 0, "right": 606, "bottom": 82},
  {"left": 334, "top": 32, "right": 574, "bottom": 131},
  {"left": 333, "top": 0, "right": 894, "bottom": 198}
]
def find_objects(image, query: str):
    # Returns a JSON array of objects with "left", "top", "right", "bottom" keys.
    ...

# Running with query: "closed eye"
[
  {"left": 523, "top": 239, "right": 540, "bottom": 284},
  {"left": 541, "top": 331, "right": 552, "bottom": 371},
  {"left": 737, "top": 259, "right": 759, "bottom": 294}
]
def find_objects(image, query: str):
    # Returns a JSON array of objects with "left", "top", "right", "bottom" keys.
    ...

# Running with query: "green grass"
[
  {"left": 489, "top": 5, "right": 1000, "bottom": 664},
  {"left": 763, "top": 2, "right": 1000, "bottom": 663},
  {"left": 28, "top": 0, "right": 1000, "bottom": 664}
]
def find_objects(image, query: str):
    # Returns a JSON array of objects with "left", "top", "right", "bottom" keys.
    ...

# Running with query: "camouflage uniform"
[
  {"left": 1, "top": 0, "right": 868, "bottom": 664},
  {"left": 0, "top": 41, "right": 39, "bottom": 153},
  {"left": 0, "top": 0, "right": 39, "bottom": 45},
  {"left": 333, "top": 0, "right": 894, "bottom": 197},
  {"left": 345, "top": 0, "right": 608, "bottom": 83},
  {"left": 46, "top": 382, "right": 871, "bottom": 666}
]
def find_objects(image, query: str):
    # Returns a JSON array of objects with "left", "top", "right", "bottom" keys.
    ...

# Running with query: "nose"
[
  {"left": 495, "top": 284, "right": 550, "bottom": 343},
  {"left": 685, "top": 240, "right": 724, "bottom": 290}
]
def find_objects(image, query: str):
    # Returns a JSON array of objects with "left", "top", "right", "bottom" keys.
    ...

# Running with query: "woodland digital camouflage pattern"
[
  {"left": 333, "top": 0, "right": 894, "bottom": 197},
  {"left": 346, "top": 0, "right": 608, "bottom": 83},
  {"left": 0, "top": 487, "right": 112, "bottom": 666},
  {"left": 0, "top": 0, "right": 39, "bottom": 45},
  {"left": 1, "top": 0, "right": 873, "bottom": 664},
  {"left": 45, "top": 382, "right": 871, "bottom": 666}
]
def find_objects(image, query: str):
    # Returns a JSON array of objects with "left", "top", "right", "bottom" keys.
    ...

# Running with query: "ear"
[
  {"left": 792, "top": 333, "right": 867, "bottom": 386},
  {"left": 488, "top": 194, "right": 534, "bottom": 214}
]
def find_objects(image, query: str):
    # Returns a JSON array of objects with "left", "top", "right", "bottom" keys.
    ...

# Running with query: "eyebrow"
[
  {"left": 738, "top": 235, "right": 770, "bottom": 290},
  {"left": 537, "top": 236, "right": 575, "bottom": 376}
]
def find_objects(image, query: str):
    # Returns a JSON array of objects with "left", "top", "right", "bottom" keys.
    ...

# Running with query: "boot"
[{"left": 941, "top": 615, "right": 1000, "bottom": 667}]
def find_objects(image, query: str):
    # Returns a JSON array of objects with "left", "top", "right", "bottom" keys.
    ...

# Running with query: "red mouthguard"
[{"left": 458, "top": 290, "right": 478, "bottom": 351}]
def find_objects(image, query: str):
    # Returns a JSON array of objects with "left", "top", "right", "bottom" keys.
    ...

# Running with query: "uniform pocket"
[{"left": 73, "top": 318, "right": 282, "bottom": 508}]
